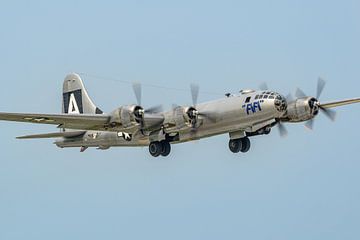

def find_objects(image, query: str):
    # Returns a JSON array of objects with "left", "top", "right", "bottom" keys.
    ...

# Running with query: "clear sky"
[{"left": 1, "top": 1, "right": 360, "bottom": 239}]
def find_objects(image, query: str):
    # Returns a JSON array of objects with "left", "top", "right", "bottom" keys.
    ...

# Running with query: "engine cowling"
[
  {"left": 170, "top": 106, "right": 198, "bottom": 130},
  {"left": 109, "top": 105, "right": 143, "bottom": 129},
  {"left": 285, "top": 97, "right": 319, "bottom": 122}
]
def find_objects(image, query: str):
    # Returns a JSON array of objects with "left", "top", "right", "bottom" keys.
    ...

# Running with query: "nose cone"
[{"left": 274, "top": 94, "right": 287, "bottom": 113}]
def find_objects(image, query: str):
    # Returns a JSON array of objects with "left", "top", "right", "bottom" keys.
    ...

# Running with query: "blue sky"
[{"left": 1, "top": 1, "right": 360, "bottom": 239}]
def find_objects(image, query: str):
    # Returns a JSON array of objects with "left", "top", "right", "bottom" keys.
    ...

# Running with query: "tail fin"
[{"left": 62, "top": 73, "right": 103, "bottom": 114}]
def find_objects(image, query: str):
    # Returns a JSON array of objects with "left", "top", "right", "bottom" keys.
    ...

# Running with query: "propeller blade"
[
  {"left": 316, "top": 77, "right": 326, "bottom": 99},
  {"left": 304, "top": 119, "right": 314, "bottom": 130},
  {"left": 320, "top": 107, "right": 336, "bottom": 121},
  {"left": 132, "top": 82, "right": 142, "bottom": 106},
  {"left": 190, "top": 84, "right": 199, "bottom": 107},
  {"left": 171, "top": 104, "right": 180, "bottom": 111},
  {"left": 145, "top": 105, "right": 163, "bottom": 114},
  {"left": 295, "top": 88, "right": 307, "bottom": 98},
  {"left": 259, "top": 82, "right": 269, "bottom": 91},
  {"left": 277, "top": 122, "right": 288, "bottom": 137},
  {"left": 286, "top": 93, "right": 293, "bottom": 102}
]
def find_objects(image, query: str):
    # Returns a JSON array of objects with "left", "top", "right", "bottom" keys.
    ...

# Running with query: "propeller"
[
  {"left": 191, "top": 84, "right": 199, "bottom": 107},
  {"left": 259, "top": 82, "right": 269, "bottom": 91},
  {"left": 189, "top": 84, "right": 218, "bottom": 123},
  {"left": 132, "top": 82, "right": 163, "bottom": 114},
  {"left": 295, "top": 88, "right": 307, "bottom": 99},
  {"left": 285, "top": 93, "right": 293, "bottom": 102},
  {"left": 296, "top": 77, "right": 337, "bottom": 130},
  {"left": 277, "top": 121, "right": 288, "bottom": 138},
  {"left": 132, "top": 82, "right": 142, "bottom": 106},
  {"left": 131, "top": 82, "right": 164, "bottom": 130}
]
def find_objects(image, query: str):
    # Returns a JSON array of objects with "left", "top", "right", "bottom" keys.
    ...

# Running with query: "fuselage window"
[{"left": 245, "top": 96, "right": 251, "bottom": 103}]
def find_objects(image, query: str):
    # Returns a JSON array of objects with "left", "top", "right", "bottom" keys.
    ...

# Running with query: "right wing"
[
  {"left": 0, "top": 112, "right": 112, "bottom": 131},
  {"left": 320, "top": 98, "right": 360, "bottom": 109}
]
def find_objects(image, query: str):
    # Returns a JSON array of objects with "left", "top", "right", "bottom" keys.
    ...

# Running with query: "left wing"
[{"left": 0, "top": 112, "right": 111, "bottom": 131}]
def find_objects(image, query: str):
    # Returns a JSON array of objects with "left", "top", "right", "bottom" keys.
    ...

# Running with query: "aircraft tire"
[
  {"left": 229, "top": 139, "right": 242, "bottom": 153},
  {"left": 240, "top": 137, "right": 251, "bottom": 153},
  {"left": 149, "top": 141, "right": 162, "bottom": 157},
  {"left": 160, "top": 140, "right": 171, "bottom": 157}
]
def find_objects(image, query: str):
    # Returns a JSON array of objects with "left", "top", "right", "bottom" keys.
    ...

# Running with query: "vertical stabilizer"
[{"left": 62, "top": 73, "right": 103, "bottom": 114}]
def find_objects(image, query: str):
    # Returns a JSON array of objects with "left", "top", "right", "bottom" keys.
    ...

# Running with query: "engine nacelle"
[
  {"left": 109, "top": 105, "right": 143, "bottom": 129},
  {"left": 285, "top": 97, "right": 319, "bottom": 122},
  {"left": 170, "top": 106, "right": 197, "bottom": 130}
]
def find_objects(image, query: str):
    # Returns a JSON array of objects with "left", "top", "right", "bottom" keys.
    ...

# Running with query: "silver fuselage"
[{"left": 55, "top": 90, "right": 285, "bottom": 149}]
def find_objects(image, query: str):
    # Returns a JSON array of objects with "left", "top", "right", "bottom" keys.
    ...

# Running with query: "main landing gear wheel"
[
  {"left": 228, "top": 137, "right": 251, "bottom": 154},
  {"left": 149, "top": 141, "right": 172, "bottom": 157},
  {"left": 240, "top": 137, "right": 251, "bottom": 153},
  {"left": 229, "top": 139, "right": 242, "bottom": 153},
  {"left": 149, "top": 141, "right": 162, "bottom": 157},
  {"left": 160, "top": 140, "right": 171, "bottom": 157}
]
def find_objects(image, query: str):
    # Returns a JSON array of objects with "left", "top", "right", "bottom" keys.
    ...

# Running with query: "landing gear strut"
[
  {"left": 149, "top": 140, "right": 171, "bottom": 157},
  {"left": 229, "top": 137, "right": 251, "bottom": 154}
]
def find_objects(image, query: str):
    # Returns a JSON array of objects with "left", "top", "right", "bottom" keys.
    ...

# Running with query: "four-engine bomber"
[{"left": 0, "top": 73, "right": 359, "bottom": 157}]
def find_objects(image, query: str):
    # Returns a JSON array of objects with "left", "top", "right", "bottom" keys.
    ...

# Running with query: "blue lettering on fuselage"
[{"left": 243, "top": 101, "right": 262, "bottom": 115}]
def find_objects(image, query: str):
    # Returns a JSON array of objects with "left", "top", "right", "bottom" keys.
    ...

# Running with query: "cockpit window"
[
  {"left": 255, "top": 95, "right": 259, "bottom": 99},
  {"left": 259, "top": 95, "right": 263, "bottom": 99},
  {"left": 269, "top": 96, "right": 274, "bottom": 99},
  {"left": 245, "top": 96, "right": 251, "bottom": 103},
  {"left": 263, "top": 95, "right": 268, "bottom": 99}
]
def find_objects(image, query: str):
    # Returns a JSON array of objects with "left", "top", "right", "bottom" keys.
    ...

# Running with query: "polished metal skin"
[{"left": 0, "top": 73, "right": 359, "bottom": 157}]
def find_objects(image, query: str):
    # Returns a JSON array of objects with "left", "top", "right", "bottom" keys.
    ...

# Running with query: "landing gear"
[
  {"left": 149, "top": 140, "right": 171, "bottom": 157},
  {"left": 240, "top": 137, "right": 251, "bottom": 153},
  {"left": 160, "top": 140, "right": 171, "bottom": 157},
  {"left": 149, "top": 141, "right": 162, "bottom": 157},
  {"left": 229, "top": 137, "right": 251, "bottom": 154},
  {"left": 229, "top": 139, "right": 241, "bottom": 153}
]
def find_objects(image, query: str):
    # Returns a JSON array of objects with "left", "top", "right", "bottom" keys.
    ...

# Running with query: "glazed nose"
[{"left": 274, "top": 94, "right": 287, "bottom": 113}]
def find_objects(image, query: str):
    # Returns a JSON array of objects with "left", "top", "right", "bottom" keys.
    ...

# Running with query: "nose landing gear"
[{"left": 229, "top": 137, "right": 251, "bottom": 154}]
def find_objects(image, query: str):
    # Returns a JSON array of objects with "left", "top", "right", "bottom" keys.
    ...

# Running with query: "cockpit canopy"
[{"left": 255, "top": 91, "right": 277, "bottom": 100}]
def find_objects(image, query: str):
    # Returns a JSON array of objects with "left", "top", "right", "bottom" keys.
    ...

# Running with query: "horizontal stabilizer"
[{"left": 17, "top": 131, "right": 86, "bottom": 139}]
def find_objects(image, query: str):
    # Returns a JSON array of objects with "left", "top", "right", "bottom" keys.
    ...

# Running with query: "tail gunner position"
[{"left": 0, "top": 73, "right": 359, "bottom": 157}]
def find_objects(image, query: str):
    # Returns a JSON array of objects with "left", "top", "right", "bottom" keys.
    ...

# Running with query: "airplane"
[{"left": 0, "top": 73, "right": 360, "bottom": 157}]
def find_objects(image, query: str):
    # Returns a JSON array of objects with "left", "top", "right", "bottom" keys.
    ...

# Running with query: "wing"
[
  {"left": 320, "top": 98, "right": 360, "bottom": 109},
  {"left": 0, "top": 112, "right": 111, "bottom": 131}
]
